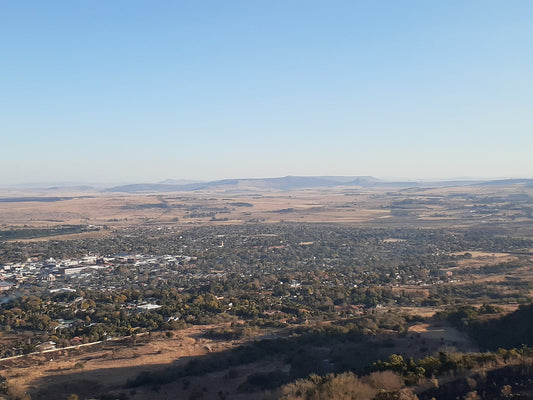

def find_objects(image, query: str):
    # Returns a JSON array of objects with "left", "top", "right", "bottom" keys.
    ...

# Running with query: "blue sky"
[{"left": 1, "top": 1, "right": 532, "bottom": 184}]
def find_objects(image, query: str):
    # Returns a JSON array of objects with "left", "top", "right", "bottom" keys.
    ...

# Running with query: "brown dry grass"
[
  {"left": 0, "top": 190, "right": 393, "bottom": 232},
  {"left": 2, "top": 185, "right": 533, "bottom": 236},
  {"left": 407, "top": 324, "right": 471, "bottom": 343},
  {"left": 397, "top": 306, "right": 442, "bottom": 318},
  {"left": 2, "top": 324, "right": 242, "bottom": 399}
]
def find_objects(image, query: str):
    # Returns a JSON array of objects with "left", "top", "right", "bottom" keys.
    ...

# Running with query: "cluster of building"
[{"left": 0, "top": 253, "right": 195, "bottom": 293}]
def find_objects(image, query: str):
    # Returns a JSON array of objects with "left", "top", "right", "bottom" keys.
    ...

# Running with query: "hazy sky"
[{"left": 2, "top": 1, "right": 532, "bottom": 184}]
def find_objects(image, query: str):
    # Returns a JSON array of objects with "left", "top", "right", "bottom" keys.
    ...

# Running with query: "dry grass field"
[
  {"left": 2, "top": 324, "right": 252, "bottom": 400},
  {"left": 0, "top": 189, "right": 391, "bottom": 230},
  {"left": 2, "top": 319, "right": 479, "bottom": 400},
  {"left": 2, "top": 184, "right": 533, "bottom": 238}
]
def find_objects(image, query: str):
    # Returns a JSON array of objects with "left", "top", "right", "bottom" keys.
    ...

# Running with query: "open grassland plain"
[{"left": 1, "top": 183, "right": 533, "bottom": 236}]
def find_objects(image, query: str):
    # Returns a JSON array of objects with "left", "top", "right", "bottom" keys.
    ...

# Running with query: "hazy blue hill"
[
  {"left": 102, "top": 176, "right": 382, "bottom": 193},
  {"left": 102, "top": 176, "right": 533, "bottom": 193},
  {"left": 158, "top": 179, "right": 204, "bottom": 185},
  {"left": 474, "top": 178, "right": 533, "bottom": 186},
  {"left": 102, "top": 183, "right": 205, "bottom": 193},
  {"left": 46, "top": 185, "right": 95, "bottom": 191}
]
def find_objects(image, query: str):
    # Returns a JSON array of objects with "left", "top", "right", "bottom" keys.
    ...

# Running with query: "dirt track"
[{"left": 2, "top": 324, "right": 239, "bottom": 399}]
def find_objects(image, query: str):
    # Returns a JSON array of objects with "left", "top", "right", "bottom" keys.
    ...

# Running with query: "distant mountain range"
[
  {"left": 157, "top": 179, "right": 204, "bottom": 185},
  {"left": 101, "top": 176, "right": 533, "bottom": 193},
  {"left": 472, "top": 178, "right": 533, "bottom": 186},
  {"left": 2, "top": 177, "right": 531, "bottom": 194},
  {"left": 102, "top": 176, "right": 380, "bottom": 193}
]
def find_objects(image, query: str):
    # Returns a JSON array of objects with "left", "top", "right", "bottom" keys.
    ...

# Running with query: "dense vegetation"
[
  {"left": 279, "top": 347, "right": 533, "bottom": 400},
  {"left": 438, "top": 303, "right": 533, "bottom": 350}
]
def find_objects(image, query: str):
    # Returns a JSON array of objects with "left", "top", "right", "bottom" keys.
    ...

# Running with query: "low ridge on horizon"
[
  {"left": 2, "top": 176, "right": 533, "bottom": 193},
  {"left": 101, "top": 176, "right": 533, "bottom": 193}
]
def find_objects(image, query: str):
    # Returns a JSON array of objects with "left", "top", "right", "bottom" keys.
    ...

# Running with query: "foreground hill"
[{"left": 470, "top": 303, "right": 533, "bottom": 350}]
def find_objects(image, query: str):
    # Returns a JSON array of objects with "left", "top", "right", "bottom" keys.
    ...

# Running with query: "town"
[
  {"left": 0, "top": 223, "right": 531, "bottom": 361},
  {"left": 1, "top": 252, "right": 195, "bottom": 293}
]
